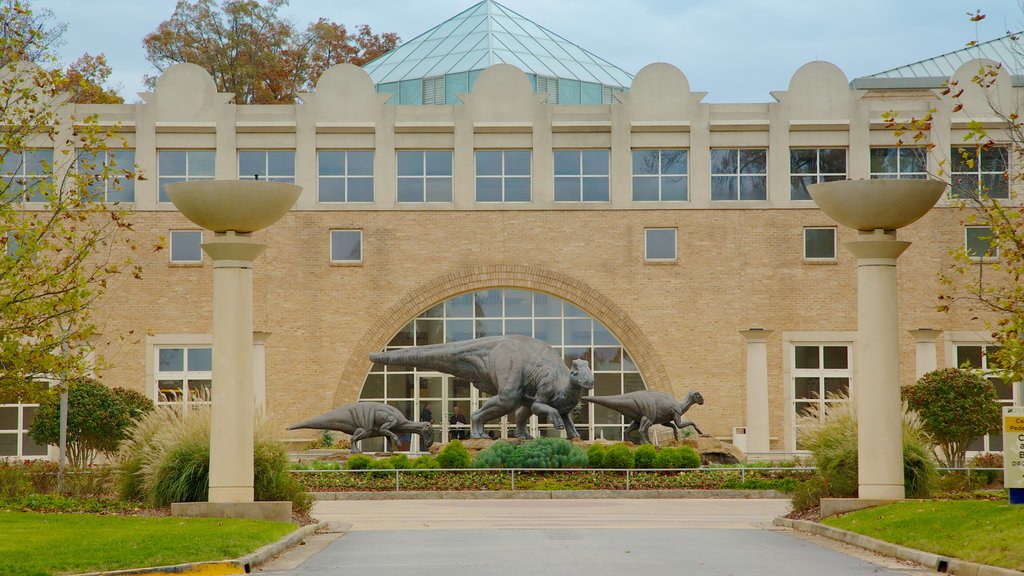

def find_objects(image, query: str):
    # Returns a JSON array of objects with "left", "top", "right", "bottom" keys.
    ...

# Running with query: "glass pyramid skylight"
[{"left": 363, "top": 0, "right": 634, "bottom": 105}]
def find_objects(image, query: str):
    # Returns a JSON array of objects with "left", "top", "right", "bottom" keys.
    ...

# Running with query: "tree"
[
  {"left": 903, "top": 368, "right": 1002, "bottom": 468},
  {"left": 29, "top": 379, "right": 153, "bottom": 467},
  {"left": 0, "top": 3, "right": 142, "bottom": 403},
  {"left": 142, "top": 0, "right": 399, "bottom": 104}
]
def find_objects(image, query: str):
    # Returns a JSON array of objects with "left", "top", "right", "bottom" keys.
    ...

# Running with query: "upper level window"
[
  {"left": 2, "top": 149, "right": 52, "bottom": 203},
  {"left": 170, "top": 230, "right": 203, "bottom": 264},
  {"left": 804, "top": 227, "right": 836, "bottom": 260},
  {"left": 870, "top": 147, "right": 926, "bottom": 179},
  {"left": 644, "top": 228, "right": 676, "bottom": 261},
  {"left": 318, "top": 150, "right": 373, "bottom": 203},
  {"left": 330, "top": 229, "right": 362, "bottom": 263},
  {"left": 951, "top": 146, "right": 1009, "bottom": 199},
  {"left": 965, "top": 226, "right": 998, "bottom": 259},
  {"left": 476, "top": 150, "right": 531, "bottom": 203},
  {"left": 711, "top": 148, "right": 766, "bottom": 201},
  {"left": 156, "top": 346, "right": 212, "bottom": 405},
  {"left": 158, "top": 150, "right": 214, "bottom": 203},
  {"left": 554, "top": 149, "right": 609, "bottom": 202},
  {"left": 632, "top": 149, "right": 687, "bottom": 202},
  {"left": 239, "top": 150, "right": 295, "bottom": 183},
  {"left": 790, "top": 148, "right": 846, "bottom": 201},
  {"left": 397, "top": 151, "right": 453, "bottom": 203},
  {"left": 80, "top": 149, "right": 135, "bottom": 202}
]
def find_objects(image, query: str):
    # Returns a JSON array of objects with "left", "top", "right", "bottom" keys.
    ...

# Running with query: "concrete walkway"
[{"left": 259, "top": 499, "right": 939, "bottom": 575}]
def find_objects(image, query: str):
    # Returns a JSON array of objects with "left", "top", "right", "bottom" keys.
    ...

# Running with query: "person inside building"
[
  {"left": 449, "top": 406, "right": 468, "bottom": 439},
  {"left": 420, "top": 403, "right": 433, "bottom": 423}
]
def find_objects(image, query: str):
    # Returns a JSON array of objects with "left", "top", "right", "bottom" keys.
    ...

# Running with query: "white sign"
[{"left": 1004, "top": 406, "right": 1024, "bottom": 490}]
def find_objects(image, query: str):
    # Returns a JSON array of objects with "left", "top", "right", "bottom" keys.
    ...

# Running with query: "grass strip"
[
  {"left": 0, "top": 511, "right": 295, "bottom": 576},
  {"left": 822, "top": 500, "right": 1024, "bottom": 571}
]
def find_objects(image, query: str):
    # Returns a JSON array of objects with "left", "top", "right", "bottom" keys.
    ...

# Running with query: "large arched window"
[{"left": 358, "top": 288, "right": 646, "bottom": 452}]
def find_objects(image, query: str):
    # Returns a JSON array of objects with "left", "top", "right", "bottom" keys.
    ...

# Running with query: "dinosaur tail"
[
  {"left": 286, "top": 413, "right": 333, "bottom": 431},
  {"left": 369, "top": 344, "right": 463, "bottom": 372},
  {"left": 580, "top": 395, "right": 626, "bottom": 409}
]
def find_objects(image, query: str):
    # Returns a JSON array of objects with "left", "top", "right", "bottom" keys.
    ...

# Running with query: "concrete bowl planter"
[
  {"left": 166, "top": 180, "right": 301, "bottom": 233},
  {"left": 808, "top": 179, "right": 945, "bottom": 231}
]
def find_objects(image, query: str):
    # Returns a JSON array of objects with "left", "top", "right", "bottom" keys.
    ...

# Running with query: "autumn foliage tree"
[
  {"left": 0, "top": 2, "right": 141, "bottom": 403},
  {"left": 143, "top": 0, "right": 399, "bottom": 104}
]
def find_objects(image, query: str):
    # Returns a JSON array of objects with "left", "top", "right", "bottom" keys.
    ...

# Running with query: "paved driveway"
[{"left": 260, "top": 499, "right": 937, "bottom": 576}]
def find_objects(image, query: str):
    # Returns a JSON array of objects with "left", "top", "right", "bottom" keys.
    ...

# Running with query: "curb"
[
  {"left": 74, "top": 522, "right": 326, "bottom": 576},
  {"left": 312, "top": 489, "right": 789, "bottom": 500},
  {"left": 774, "top": 517, "right": 1024, "bottom": 576}
]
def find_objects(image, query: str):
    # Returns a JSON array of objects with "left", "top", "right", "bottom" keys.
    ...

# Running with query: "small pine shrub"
[
  {"left": 602, "top": 443, "right": 634, "bottom": 469},
  {"left": 586, "top": 444, "right": 606, "bottom": 468},
  {"left": 633, "top": 445, "right": 656, "bottom": 469},
  {"left": 412, "top": 455, "right": 440, "bottom": 469},
  {"left": 309, "top": 460, "right": 341, "bottom": 470},
  {"left": 316, "top": 430, "right": 334, "bottom": 449},
  {"left": 346, "top": 454, "right": 374, "bottom": 470},
  {"left": 653, "top": 446, "right": 700, "bottom": 469},
  {"left": 473, "top": 441, "right": 522, "bottom": 468},
  {"left": 437, "top": 440, "right": 471, "bottom": 468},
  {"left": 388, "top": 453, "right": 411, "bottom": 469},
  {"left": 515, "top": 438, "right": 588, "bottom": 469}
]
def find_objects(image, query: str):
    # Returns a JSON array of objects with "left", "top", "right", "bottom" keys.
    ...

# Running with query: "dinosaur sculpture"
[
  {"left": 369, "top": 335, "right": 594, "bottom": 440},
  {"left": 287, "top": 402, "right": 433, "bottom": 453},
  {"left": 582, "top": 390, "right": 704, "bottom": 445}
]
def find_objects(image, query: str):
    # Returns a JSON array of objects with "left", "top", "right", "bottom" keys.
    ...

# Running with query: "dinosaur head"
[
  {"left": 570, "top": 359, "right": 594, "bottom": 390},
  {"left": 419, "top": 422, "right": 435, "bottom": 449},
  {"left": 689, "top": 391, "right": 705, "bottom": 405}
]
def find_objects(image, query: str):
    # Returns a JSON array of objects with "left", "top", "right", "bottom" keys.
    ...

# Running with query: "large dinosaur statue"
[
  {"left": 582, "top": 390, "right": 704, "bottom": 445},
  {"left": 369, "top": 335, "right": 594, "bottom": 440},
  {"left": 287, "top": 402, "right": 433, "bottom": 453}
]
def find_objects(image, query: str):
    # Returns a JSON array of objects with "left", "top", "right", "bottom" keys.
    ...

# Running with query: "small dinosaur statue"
[
  {"left": 287, "top": 402, "right": 433, "bottom": 453},
  {"left": 369, "top": 335, "right": 594, "bottom": 440},
  {"left": 582, "top": 390, "right": 704, "bottom": 445}
]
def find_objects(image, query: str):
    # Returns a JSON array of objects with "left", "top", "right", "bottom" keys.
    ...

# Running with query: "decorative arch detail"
[{"left": 332, "top": 264, "right": 671, "bottom": 405}]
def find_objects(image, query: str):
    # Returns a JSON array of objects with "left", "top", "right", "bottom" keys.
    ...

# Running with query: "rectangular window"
[
  {"left": 792, "top": 343, "right": 852, "bottom": 447},
  {"left": 790, "top": 148, "right": 846, "bottom": 200},
  {"left": 869, "top": 147, "right": 926, "bottom": 179},
  {"left": 951, "top": 145, "right": 1009, "bottom": 199},
  {"left": 644, "top": 228, "right": 676, "bottom": 261},
  {"left": 331, "top": 229, "right": 362, "bottom": 263},
  {"left": 554, "top": 149, "right": 609, "bottom": 202},
  {"left": 955, "top": 343, "right": 1018, "bottom": 453},
  {"left": 318, "top": 150, "right": 374, "bottom": 203},
  {"left": 711, "top": 148, "right": 767, "bottom": 201},
  {"left": 79, "top": 149, "right": 135, "bottom": 202},
  {"left": 2, "top": 149, "right": 53, "bottom": 203},
  {"left": 397, "top": 151, "right": 453, "bottom": 202},
  {"left": 804, "top": 227, "right": 836, "bottom": 260},
  {"left": 238, "top": 150, "right": 295, "bottom": 183},
  {"left": 475, "top": 150, "right": 531, "bottom": 202},
  {"left": 632, "top": 149, "right": 687, "bottom": 202},
  {"left": 965, "top": 226, "right": 998, "bottom": 259},
  {"left": 170, "top": 230, "right": 203, "bottom": 263},
  {"left": 422, "top": 76, "right": 445, "bottom": 105},
  {"left": 156, "top": 346, "right": 212, "bottom": 405},
  {"left": 158, "top": 150, "right": 215, "bottom": 203}
]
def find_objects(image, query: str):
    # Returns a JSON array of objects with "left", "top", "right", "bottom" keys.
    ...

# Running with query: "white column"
[
  {"left": 846, "top": 229, "right": 910, "bottom": 501},
  {"left": 202, "top": 232, "right": 266, "bottom": 504},
  {"left": 741, "top": 329, "right": 772, "bottom": 453},
  {"left": 909, "top": 329, "right": 940, "bottom": 379},
  {"left": 252, "top": 331, "right": 270, "bottom": 413}
]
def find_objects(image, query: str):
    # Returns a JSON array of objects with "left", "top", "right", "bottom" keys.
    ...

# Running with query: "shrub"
[
  {"left": 473, "top": 441, "right": 522, "bottom": 468},
  {"left": 653, "top": 446, "right": 700, "bottom": 469},
  {"left": 515, "top": 438, "right": 588, "bottom": 469},
  {"left": 791, "top": 477, "right": 825, "bottom": 513},
  {"left": 586, "top": 444, "right": 606, "bottom": 468},
  {"left": 602, "top": 443, "right": 634, "bottom": 469},
  {"left": 969, "top": 452, "right": 1004, "bottom": 485},
  {"left": 412, "top": 455, "right": 440, "bottom": 469},
  {"left": 388, "top": 453, "right": 411, "bottom": 469},
  {"left": 633, "top": 445, "right": 656, "bottom": 469},
  {"left": 346, "top": 454, "right": 374, "bottom": 470},
  {"left": 314, "top": 430, "right": 334, "bottom": 449},
  {"left": 31, "top": 379, "right": 153, "bottom": 467},
  {"left": 903, "top": 368, "right": 1002, "bottom": 467},
  {"left": 437, "top": 440, "right": 471, "bottom": 468}
]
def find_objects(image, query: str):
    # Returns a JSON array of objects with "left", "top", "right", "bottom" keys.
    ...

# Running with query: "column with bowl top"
[
  {"left": 808, "top": 179, "right": 944, "bottom": 501},
  {"left": 166, "top": 180, "right": 300, "bottom": 520}
]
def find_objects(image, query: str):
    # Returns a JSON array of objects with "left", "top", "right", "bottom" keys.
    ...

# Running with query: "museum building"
[{"left": 1, "top": 0, "right": 1021, "bottom": 458}]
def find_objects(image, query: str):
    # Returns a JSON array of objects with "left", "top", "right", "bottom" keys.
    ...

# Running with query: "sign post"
[{"left": 1004, "top": 406, "right": 1024, "bottom": 505}]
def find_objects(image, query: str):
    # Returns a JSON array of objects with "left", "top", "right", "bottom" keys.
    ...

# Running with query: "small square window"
[
  {"left": 804, "top": 227, "right": 836, "bottom": 260},
  {"left": 644, "top": 228, "right": 676, "bottom": 261},
  {"left": 331, "top": 230, "right": 362, "bottom": 263},
  {"left": 169, "top": 230, "right": 203, "bottom": 263},
  {"left": 965, "top": 226, "right": 998, "bottom": 259}
]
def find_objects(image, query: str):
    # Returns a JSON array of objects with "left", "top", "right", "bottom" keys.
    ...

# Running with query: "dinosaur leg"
[
  {"left": 668, "top": 420, "right": 681, "bottom": 441},
  {"left": 624, "top": 420, "right": 641, "bottom": 443},
  {"left": 638, "top": 416, "right": 654, "bottom": 445},
  {"left": 349, "top": 428, "right": 368, "bottom": 453},
  {"left": 376, "top": 418, "right": 402, "bottom": 446},
  {"left": 561, "top": 414, "right": 581, "bottom": 440},
  {"left": 679, "top": 419, "right": 704, "bottom": 436},
  {"left": 472, "top": 394, "right": 519, "bottom": 439},
  {"left": 473, "top": 342, "right": 528, "bottom": 439},
  {"left": 514, "top": 405, "right": 533, "bottom": 440},
  {"left": 530, "top": 401, "right": 563, "bottom": 431}
]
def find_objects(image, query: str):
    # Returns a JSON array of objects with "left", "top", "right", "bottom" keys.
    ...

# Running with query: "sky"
[{"left": 33, "top": 0, "right": 1024, "bottom": 104}]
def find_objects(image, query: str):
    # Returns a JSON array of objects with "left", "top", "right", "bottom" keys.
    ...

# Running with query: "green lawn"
[
  {"left": 823, "top": 500, "right": 1024, "bottom": 571},
  {"left": 0, "top": 512, "right": 296, "bottom": 576}
]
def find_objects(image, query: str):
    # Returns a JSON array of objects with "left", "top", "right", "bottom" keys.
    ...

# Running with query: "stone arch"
[{"left": 332, "top": 264, "right": 671, "bottom": 405}]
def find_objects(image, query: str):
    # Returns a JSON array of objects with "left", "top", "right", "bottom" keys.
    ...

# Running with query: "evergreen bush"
[
  {"left": 602, "top": 443, "right": 634, "bottom": 469},
  {"left": 345, "top": 454, "right": 373, "bottom": 470},
  {"left": 437, "top": 440, "right": 471, "bottom": 468},
  {"left": 633, "top": 444, "right": 657, "bottom": 468},
  {"left": 586, "top": 444, "right": 606, "bottom": 468},
  {"left": 412, "top": 455, "right": 440, "bottom": 469},
  {"left": 515, "top": 438, "right": 588, "bottom": 469},
  {"left": 472, "top": 441, "right": 522, "bottom": 468}
]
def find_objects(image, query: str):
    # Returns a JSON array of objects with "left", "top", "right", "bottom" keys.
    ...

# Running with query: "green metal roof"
[
  {"left": 851, "top": 33, "right": 1024, "bottom": 89},
  {"left": 362, "top": 0, "right": 634, "bottom": 88}
]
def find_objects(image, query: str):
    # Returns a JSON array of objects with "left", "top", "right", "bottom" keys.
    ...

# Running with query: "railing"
[{"left": 291, "top": 466, "right": 818, "bottom": 492}]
